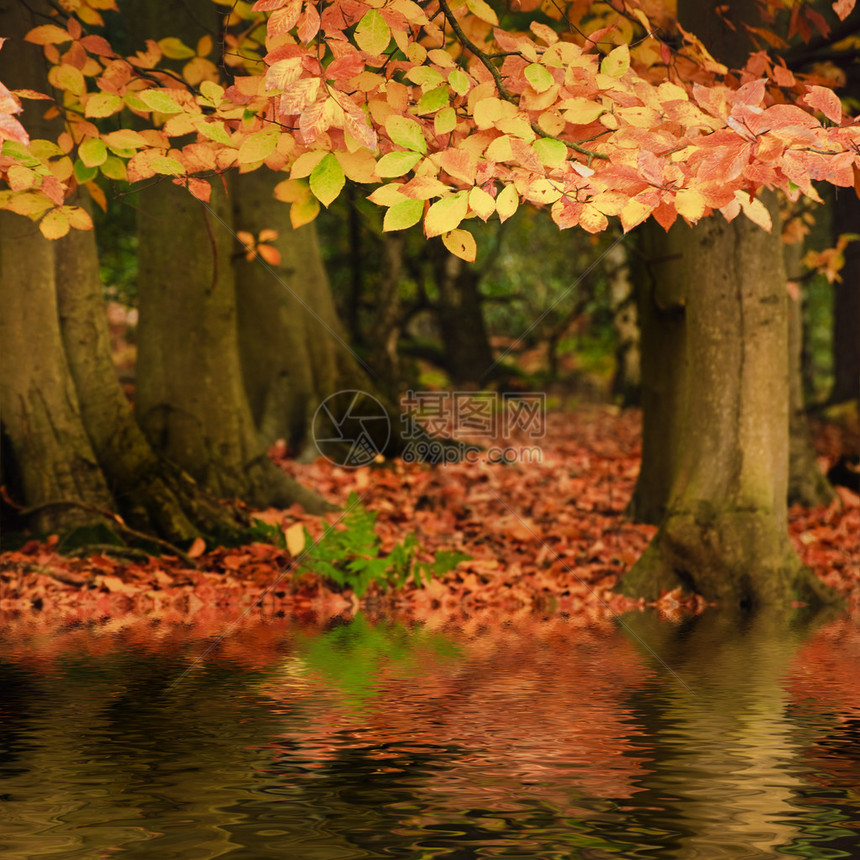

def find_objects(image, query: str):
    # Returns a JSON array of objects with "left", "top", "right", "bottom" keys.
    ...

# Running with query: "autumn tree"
[{"left": 1, "top": 0, "right": 858, "bottom": 604}]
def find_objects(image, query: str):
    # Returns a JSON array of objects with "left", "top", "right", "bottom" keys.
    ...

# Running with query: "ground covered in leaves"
[{"left": 1, "top": 408, "right": 858, "bottom": 649}]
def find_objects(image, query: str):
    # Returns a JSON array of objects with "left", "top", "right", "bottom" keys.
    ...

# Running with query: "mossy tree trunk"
[{"left": 620, "top": 195, "right": 836, "bottom": 609}]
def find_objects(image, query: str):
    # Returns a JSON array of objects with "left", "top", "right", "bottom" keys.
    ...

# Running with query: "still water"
[{"left": 2, "top": 610, "right": 860, "bottom": 859}]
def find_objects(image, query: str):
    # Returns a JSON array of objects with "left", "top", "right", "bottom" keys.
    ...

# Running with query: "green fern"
[{"left": 297, "top": 493, "right": 469, "bottom": 597}]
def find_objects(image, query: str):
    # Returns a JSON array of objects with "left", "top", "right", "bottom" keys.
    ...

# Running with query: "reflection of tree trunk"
[
  {"left": 628, "top": 222, "right": 686, "bottom": 525},
  {"left": 620, "top": 608, "right": 827, "bottom": 859},
  {"left": 830, "top": 192, "right": 860, "bottom": 405},
  {"left": 430, "top": 241, "right": 495, "bottom": 387},
  {"left": 621, "top": 195, "right": 836, "bottom": 608},
  {"left": 784, "top": 244, "right": 834, "bottom": 508}
]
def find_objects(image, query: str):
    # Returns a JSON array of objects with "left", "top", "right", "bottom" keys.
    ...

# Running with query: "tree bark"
[
  {"left": 429, "top": 240, "right": 496, "bottom": 387},
  {"left": 55, "top": 201, "right": 248, "bottom": 541},
  {"left": 783, "top": 244, "right": 834, "bottom": 508},
  {"left": 608, "top": 239, "right": 640, "bottom": 406},
  {"left": 135, "top": 179, "right": 329, "bottom": 513},
  {"left": 627, "top": 222, "right": 687, "bottom": 525},
  {"left": 0, "top": 1, "right": 114, "bottom": 535},
  {"left": 830, "top": 191, "right": 860, "bottom": 405},
  {"left": 233, "top": 171, "right": 370, "bottom": 456},
  {"left": 620, "top": 194, "right": 836, "bottom": 609}
]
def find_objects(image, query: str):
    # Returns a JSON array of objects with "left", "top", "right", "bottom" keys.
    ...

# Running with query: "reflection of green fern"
[{"left": 297, "top": 493, "right": 469, "bottom": 597}]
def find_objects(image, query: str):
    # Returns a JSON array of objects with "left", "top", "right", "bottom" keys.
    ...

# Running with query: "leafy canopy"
[{"left": 0, "top": 0, "right": 858, "bottom": 259}]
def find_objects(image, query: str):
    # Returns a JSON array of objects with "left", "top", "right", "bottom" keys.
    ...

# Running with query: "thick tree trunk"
[
  {"left": 0, "top": 1, "right": 114, "bottom": 535},
  {"left": 55, "top": 204, "right": 248, "bottom": 541},
  {"left": 830, "top": 191, "right": 860, "bottom": 405},
  {"left": 620, "top": 195, "right": 836, "bottom": 609},
  {"left": 627, "top": 222, "right": 687, "bottom": 525},
  {"left": 135, "top": 180, "right": 329, "bottom": 513},
  {"left": 0, "top": 212, "right": 115, "bottom": 534}
]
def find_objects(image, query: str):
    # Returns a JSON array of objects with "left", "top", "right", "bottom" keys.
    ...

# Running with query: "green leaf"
[
  {"left": 376, "top": 150, "right": 422, "bottom": 177},
  {"left": 532, "top": 137, "right": 567, "bottom": 168},
  {"left": 354, "top": 9, "right": 391, "bottom": 55},
  {"left": 84, "top": 92, "right": 123, "bottom": 118},
  {"left": 448, "top": 68, "right": 470, "bottom": 96},
  {"left": 383, "top": 197, "right": 424, "bottom": 231},
  {"left": 435, "top": 107, "right": 457, "bottom": 136},
  {"left": 418, "top": 85, "right": 450, "bottom": 115},
  {"left": 309, "top": 152, "right": 345, "bottom": 207},
  {"left": 150, "top": 155, "right": 185, "bottom": 175},
  {"left": 238, "top": 130, "right": 278, "bottom": 165},
  {"left": 78, "top": 138, "right": 107, "bottom": 168},
  {"left": 424, "top": 192, "right": 468, "bottom": 238},
  {"left": 524, "top": 63, "right": 554, "bottom": 93},
  {"left": 385, "top": 115, "right": 427, "bottom": 154},
  {"left": 600, "top": 44, "right": 630, "bottom": 78},
  {"left": 138, "top": 88, "right": 184, "bottom": 115},
  {"left": 73, "top": 159, "right": 98, "bottom": 183}
]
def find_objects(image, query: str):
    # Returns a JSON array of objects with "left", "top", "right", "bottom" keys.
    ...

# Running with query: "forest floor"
[{"left": 1, "top": 406, "right": 858, "bottom": 654}]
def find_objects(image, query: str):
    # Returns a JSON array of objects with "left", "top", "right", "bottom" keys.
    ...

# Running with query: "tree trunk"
[
  {"left": 830, "top": 191, "right": 860, "bottom": 405},
  {"left": 55, "top": 201, "right": 248, "bottom": 541},
  {"left": 608, "top": 239, "right": 640, "bottom": 406},
  {"left": 429, "top": 241, "right": 496, "bottom": 387},
  {"left": 135, "top": 179, "right": 329, "bottom": 513},
  {"left": 627, "top": 222, "right": 687, "bottom": 525},
  {"left": 783, "top": 244, "right": 834, "bottom": 507},
  {"left": 0, "top": 212, "right": 115, "bottom": 534},
  {"left": 620, "top": 194, "right": 836, "bottom": 609},
  {"left": 0, "top": 1, "right": 115, "bottom": 535},
  {"left": 233, "top": 171, "right": 371, "bottom": 457}
]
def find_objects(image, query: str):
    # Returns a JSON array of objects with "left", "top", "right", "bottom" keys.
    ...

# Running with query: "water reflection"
[{"left": 0, "top": 611, "right": 859, "bottom": 858}]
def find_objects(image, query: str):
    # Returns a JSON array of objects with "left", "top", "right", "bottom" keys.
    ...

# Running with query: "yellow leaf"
[
  {"left": 468, "top": 186, "right": 495, "bottom": 221},
  {"left": 442, "top": 228, "right": 477, "bottom": 262},
  {"left": 735, "top": 191, "right": 772, "bottom": 231},
  {"left": 285, "top": 522, "right": 306, "bottom": 557},
  {"left": 39, "top": 208, "right": 71, "bottom": 239},
  {"left": 290, "top": 150, "right": 327, "bottom": 178},
  {"left": 424, "top": 192, "right": 468, "bottom": 238},
  {"left": 354, "top": 9, "right": 391, "bottom": 55},
  {"left": 158, "top": 37, "right": 196, "bottom": 60},
  {"left": 495, "top": 184, "right": 519, "bottom": 222},
  {"left": 600, "top": 44, "right": 630, "bottom": 78},
  {"left": 675, "top": 188, "right": 706, "bottom": 222},
  {"left": 465, "top": 0, "right": 499, "bottom": 25},
  {"left": 290, "top": 195, "right": 321, "bottom": 228}
]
